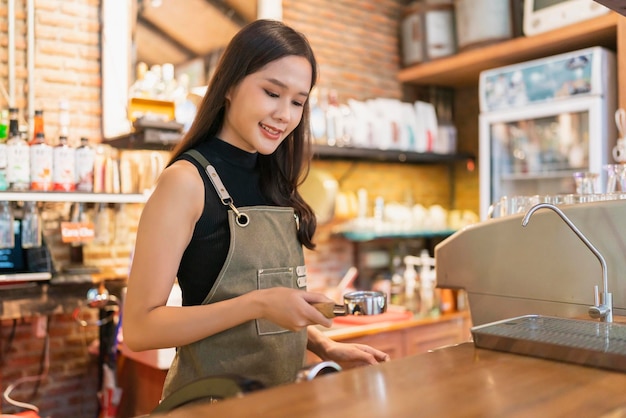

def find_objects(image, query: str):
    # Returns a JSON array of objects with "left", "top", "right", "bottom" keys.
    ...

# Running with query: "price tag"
[{"left": 60, "top": 221, "right": 95, "bottom": 243}]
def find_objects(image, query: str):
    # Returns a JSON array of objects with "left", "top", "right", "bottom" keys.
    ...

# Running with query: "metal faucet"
[{"left": 521, "top": 203, "right": 613, "bottom": 323}]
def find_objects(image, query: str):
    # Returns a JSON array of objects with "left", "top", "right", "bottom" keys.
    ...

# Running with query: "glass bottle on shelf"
[
  {"left": 0, "top": 109, "right": 8, "bottom": 191},
  {"left": 52, "top": 135, "right": 76, "bottom": 191},
  {"left": 0, "top": 201, "right": 14, "bottom": 249},
  {"left": 30, "top": 132, "right": 53, "bottom": 191},
  {"left": 6, "top": 108, "right": 31, "bottom": 191},
  {"left": 75, "top": 137, "right": 95, "bottom": 192},
  {"left": 30, "top": 109, "right": 44, "bottom": 145},
  {"left": 21, "top": 201, "right": 42, "bottom": 248}
]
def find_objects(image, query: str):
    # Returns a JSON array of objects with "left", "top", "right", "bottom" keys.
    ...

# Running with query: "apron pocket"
[{"left": 256, "top": 267, "right": 296, "bottom": 335}]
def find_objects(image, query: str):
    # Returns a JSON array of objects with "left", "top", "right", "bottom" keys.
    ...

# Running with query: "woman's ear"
[{"left": 225, "top": 85, "right": 234, "bottom": 103}]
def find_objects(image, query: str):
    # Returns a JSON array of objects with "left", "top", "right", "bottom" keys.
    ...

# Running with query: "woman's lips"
[{"left": 260, "top": 122, "right": 282, "bottom": 140}]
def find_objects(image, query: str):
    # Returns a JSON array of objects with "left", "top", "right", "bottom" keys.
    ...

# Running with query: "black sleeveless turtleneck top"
[{"left": 174, "top": 138, "right": 271, "bottom": 306}]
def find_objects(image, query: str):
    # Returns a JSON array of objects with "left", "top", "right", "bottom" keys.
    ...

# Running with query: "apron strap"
[{"left": 184, "top": 149, "right": 249, "bottom": 227}]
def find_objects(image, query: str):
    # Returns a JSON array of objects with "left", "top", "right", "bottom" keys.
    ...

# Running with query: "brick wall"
[
  {"left": 0, "top": 0, "right": 101, "bottom": 146},
  {"left": 1, "top": 313, "right": 101, "bottom": 417},
  {"left": 284, "top": 0, "right": 405, "bottom": 101}
]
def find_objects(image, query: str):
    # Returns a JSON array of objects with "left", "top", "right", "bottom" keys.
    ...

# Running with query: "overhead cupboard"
[{"left": 397, "top": 12, "right": 626, "bottom": 105}]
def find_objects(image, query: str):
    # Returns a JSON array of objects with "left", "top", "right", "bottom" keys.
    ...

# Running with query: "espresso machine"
[
  {"left": 435, "top": 198, "right": 626, "bottom": 327},
  {"left": 435, "top": 198, "right": 626, "bottom": 371}
]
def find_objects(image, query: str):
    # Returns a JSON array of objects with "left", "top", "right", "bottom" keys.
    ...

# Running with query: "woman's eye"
[
  {"left": 292, "top": 100, "right": 304, "bottom": 107},
  {"left": 264, "top": 89, "right": 279, "bottom": 98}
]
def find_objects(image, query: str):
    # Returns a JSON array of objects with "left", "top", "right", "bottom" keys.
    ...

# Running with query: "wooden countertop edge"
[{"left": 163, "top": 342, "right": 626, "bottom": 417}]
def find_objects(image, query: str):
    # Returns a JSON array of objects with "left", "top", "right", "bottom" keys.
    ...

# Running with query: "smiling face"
[{"left": 219, "top": 55, "right": 312, "bottom": 155}]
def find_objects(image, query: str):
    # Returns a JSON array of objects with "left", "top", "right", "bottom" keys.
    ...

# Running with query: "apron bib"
[{"left": 161, "top": 150, "right": 308, "bottom": 399}]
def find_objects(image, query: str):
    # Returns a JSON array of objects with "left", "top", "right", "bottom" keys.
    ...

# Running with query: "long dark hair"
[{"left": 170, "top": 19, "right": 318, "bottom": 249}]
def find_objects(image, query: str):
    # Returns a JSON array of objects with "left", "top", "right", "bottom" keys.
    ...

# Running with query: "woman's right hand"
[{"left": 251, "top": 287, "right": 334, "bottom": 331}]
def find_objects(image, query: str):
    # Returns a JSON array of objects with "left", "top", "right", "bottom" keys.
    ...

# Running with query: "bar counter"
[{"left": 158, "top": 342, "right": 626, "bottom": 417}]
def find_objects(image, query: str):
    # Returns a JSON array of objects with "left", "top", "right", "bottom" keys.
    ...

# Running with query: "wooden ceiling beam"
[
  {"left": 203, "top": 0, "right": 249, "bottom": 28},
  {"left": 137, "top": 14, "right": 198, "bottom": 59}
]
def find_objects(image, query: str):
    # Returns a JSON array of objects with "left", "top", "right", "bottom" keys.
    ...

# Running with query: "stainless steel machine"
[
  {"left": 435, "top": 199, "right": 626, "bottom": 371},
  {"left": 435, "top": 198, "right": 626, "bottom": 327}
]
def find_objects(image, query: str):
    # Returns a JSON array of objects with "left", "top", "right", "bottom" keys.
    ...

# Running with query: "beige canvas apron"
[{"left": 161, "top": 150, "right": 308, "bottom": 399}]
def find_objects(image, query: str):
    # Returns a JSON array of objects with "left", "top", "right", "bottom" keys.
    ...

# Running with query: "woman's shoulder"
[{"left": 158, "top": 160, "right": 205, "bottom": 198}]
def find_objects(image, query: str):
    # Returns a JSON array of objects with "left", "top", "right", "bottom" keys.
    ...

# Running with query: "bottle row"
[{"left": 0, "top": 107, "right": 97, "bottom": 193}]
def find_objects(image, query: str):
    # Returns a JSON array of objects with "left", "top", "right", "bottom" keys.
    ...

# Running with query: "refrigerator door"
[{"left": 479, "top": 96, "right": 614, "bottom": 219}]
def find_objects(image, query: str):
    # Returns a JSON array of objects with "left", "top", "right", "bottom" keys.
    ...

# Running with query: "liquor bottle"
[
  {"left": 75, "top": 137, "right": 95, "bottom": 192},
  {"left": 30, "top": 109, "right": 44, "bottom": 145},
  {"left": 52, "top": 135, "right": 76, "bottom": 191},
  {"left": 6, "top": 108, "right": 31, "bottom": 191},
  {"left": 0, "top": 110, "right": 8, "bottom": 191},
  {"left": 30, "top": 132, "right": 53, "bottom": 191}
]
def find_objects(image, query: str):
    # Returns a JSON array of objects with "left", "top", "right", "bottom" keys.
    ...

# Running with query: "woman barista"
[{"left": 123, "top": 19, "right": 389, "bottom": 400}]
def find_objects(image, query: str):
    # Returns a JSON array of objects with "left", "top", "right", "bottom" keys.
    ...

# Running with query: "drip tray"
[{"left": 471, "top": 315, "right": 626, "bottom": 373}]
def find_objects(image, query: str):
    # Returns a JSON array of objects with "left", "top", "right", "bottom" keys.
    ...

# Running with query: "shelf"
[
  {"left": 313, "top": 145, "right": 473, "bottom": 164},
  {"left": 398, "top": 13, "right": 620, "bottom": 87},
  {"left": 337, "top": 229, "right": 457, "bottom": 242},
  {"left": 595, "top": 1, "right": 626, "bottom": 17},
  {"left": 0, "top": 191, "right": 150, "bottom": 203},
  {"left": 501, "top": 170, "right": 579, "bottom": 181}
]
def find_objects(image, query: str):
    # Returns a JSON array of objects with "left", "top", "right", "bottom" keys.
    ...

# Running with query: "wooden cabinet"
[
  {"left": 398, "top": 13, "right": 623, "bottom": 89},
  {"left": 341, "top": 330, "right": 406, "bottom": 360},
  {"left": 403, "top": 314, "right": 471, "bottom": 356}
]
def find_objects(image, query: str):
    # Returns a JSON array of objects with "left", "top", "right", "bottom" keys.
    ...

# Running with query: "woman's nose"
[{"left": 273, "top": 101, "right": 291, "bottom": 123}]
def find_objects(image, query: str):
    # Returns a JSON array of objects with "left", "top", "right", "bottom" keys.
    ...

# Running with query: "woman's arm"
[{"left": 123, "top": 161, "right": 333, "bottom": 352}]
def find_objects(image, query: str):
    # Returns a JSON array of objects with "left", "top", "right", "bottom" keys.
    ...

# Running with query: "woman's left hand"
[{"left": 319, "top": 340, "right": 390, "bottom": 369}]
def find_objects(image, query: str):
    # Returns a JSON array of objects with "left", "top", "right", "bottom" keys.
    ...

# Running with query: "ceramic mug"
[{"left": 613, "top": 138, "right": 626, "bottom": 162}]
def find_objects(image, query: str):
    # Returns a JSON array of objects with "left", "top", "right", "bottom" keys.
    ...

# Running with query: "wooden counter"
[
  {"left": 118, "top": 312, "right": 471, "bottom": 417},
  {"left": 157, "top": 342, "right": 626, "bottom": 417}
]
